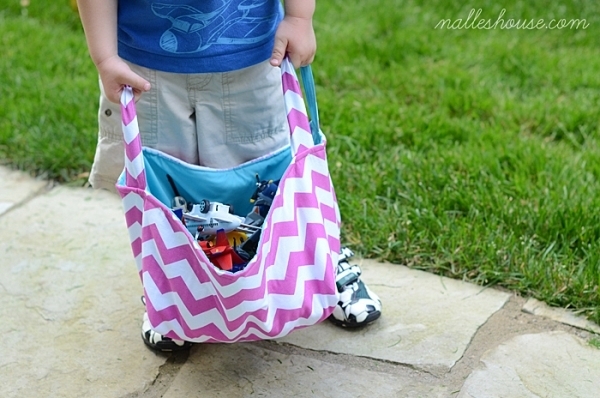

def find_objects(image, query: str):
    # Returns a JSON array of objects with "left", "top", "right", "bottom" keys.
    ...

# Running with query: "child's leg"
[{"left": 191, "top": 60, "right": 289, "bottom": 168}]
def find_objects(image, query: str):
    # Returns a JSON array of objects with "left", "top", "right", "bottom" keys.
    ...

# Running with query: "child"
[{"left": 76, "top": 0, "right": 382, "bottom": 351}]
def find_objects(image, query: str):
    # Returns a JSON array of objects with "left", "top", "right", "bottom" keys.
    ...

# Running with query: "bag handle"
[
  {"left": 280, "top": 58, "right": 322, "bottom": 152},
  {"left": 120, "top": 87, "right": 147, "bottom": 191}
]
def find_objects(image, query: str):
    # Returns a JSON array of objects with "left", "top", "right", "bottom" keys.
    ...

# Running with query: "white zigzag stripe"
[
  {"left": 283, "top": 90, "right": 308, "bottom": 114},
  {"left": 122, "top": 116, "right": 139, "bottom": 145},
  {"left": 142, "top": 208, "right": 190, "bottom": 250},
  {"left": 267, "top": 209, "right": 329, "bottom": 281},
  {"left": 323, "top": 218, "right": 340, "bottom": 243},
  {"left": 121, "top": 191, "right": 144, "bottom": 213},
  {"left": 315, "top": 184, "right": 336, "bottom": 209},
  {"left": 120, "top": 87, "right": 134, "bottom": 107},
  {"left": 145, "top": 240, "right": 334, "bottom": 336},
  {"left": 291, "top": 126, "right": 315, "bottom": 151},
  {"left": 150, "top": 290, "right": 335, "bottom": 343},
  {"left": 122, "top": 196, "right": 143, "bottom": 240},
  {"left": 270, "top": 163, "right": 333, "bottom": 225},
  {"left": 127, "top": 221, "right": 142, "bottom": 246},
  {"left": 270, "top": 178, "right": 311, "bottom": 223},
  {"left": 125, "top": 151, "right": 145, "bottom": 180},
  {"left": 134, "top": 252, "right": 143, "bottom": 273},
  {"left": 121, "top": 192, "right": 144, "bottom": 272}
]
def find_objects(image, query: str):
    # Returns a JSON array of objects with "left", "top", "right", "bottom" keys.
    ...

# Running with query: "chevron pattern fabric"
[{"left": 116, "top": 60, "right": 341, "bottom": 343}]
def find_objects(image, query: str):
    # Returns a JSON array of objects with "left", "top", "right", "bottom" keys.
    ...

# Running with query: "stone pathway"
[{"left": 1, "top": 166, "right": 600, "bottom": 398}]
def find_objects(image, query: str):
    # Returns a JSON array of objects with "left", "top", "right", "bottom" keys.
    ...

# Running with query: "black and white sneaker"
[
  {"left": 330, "top": 247, "right": 382, "bottom": 328},
  {"left": 140, "top": 297, "right": 192, "bottom": 352}
]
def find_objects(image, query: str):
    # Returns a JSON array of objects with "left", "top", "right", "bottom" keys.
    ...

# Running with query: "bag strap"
[
  {"left": 300, "top": 65, "right": 321, "bottom": 141},
  {"left": 120, "top": 87, "right": 147, "bottom": 191},
  {"left": 280, "top": 58, "right": 321, "bottom": 153}
]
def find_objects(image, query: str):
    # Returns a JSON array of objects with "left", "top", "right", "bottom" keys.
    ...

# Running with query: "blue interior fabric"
[{"left": 127, "top": 145, "right": 292, "bottom": 216}]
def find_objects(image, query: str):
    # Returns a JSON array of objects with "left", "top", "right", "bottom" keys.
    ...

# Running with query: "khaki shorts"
[{"left": 89, "top": 60, "right": 289, "bottom": 192}]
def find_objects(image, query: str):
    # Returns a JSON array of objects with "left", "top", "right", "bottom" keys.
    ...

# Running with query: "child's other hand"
[
  {"left": 96, "top": 55, "right": 151, "bottom": 103},
  {"left": 271, "top": 16, "right": 316, "bottom": 69}
]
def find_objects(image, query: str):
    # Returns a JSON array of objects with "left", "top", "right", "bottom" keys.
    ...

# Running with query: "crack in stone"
[
  {"left": 119, "top": 349, "right": 190, "bottom": 398},
  {"left": 0, "top": 181, "right": 53, "bottom": 219},
  {"left": 271, "top": 340, "right": 441, "bottom": 377},
  {"left": 449, "top": 296, "right": 511, "bottom": 373}
]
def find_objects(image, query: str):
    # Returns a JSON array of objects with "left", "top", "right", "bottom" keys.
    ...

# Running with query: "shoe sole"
[
  {"left": 328, "top": 310, "right": 381, "bottom": 329},
  {"left": 141, "top": 332, "right": 193, "bottom": 352}
]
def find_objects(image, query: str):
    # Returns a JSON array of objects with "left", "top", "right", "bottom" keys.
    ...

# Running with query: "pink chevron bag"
[{"left": 116, "top": 59, "right": 341, "bottom": 343}]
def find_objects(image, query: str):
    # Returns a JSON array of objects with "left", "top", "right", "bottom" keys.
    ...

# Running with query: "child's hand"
[
  {"left": 270, "top": 16, "right": 316, "bottom": 69},
  {"left": 96, "top": 55, "right": 151, "bottom": 103}
]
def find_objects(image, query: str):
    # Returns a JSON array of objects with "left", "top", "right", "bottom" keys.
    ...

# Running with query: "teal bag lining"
[{"left": 134, "top": 144, "right": 292, "bottom": 216}]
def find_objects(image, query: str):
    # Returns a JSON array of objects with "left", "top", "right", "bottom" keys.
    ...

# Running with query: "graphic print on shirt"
[{"left": 151, "top": 0, "right": 277, "bottom": 54}]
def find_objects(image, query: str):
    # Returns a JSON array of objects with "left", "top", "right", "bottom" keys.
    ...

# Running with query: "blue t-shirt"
[{"left": 118, "top": 1, "right": 283, "bottom": 73}]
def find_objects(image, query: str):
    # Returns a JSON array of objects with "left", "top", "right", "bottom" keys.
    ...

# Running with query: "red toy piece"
[{"left": 199, "top": 229, "right": 245, "bottom": 271}]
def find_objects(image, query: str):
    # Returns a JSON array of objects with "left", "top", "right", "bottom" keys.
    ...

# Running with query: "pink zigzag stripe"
[
  {"left": 142, "top": 205, "right": 338, "bottom": 340},
  {"left": 281, "top": 71, "right": 302, "bottom": 95},
  {"left": 152, "top": 274, "right": 337, "bottom": 340},
  {"left": 287, "top": 108, "right": 312, "bottom": 137},
  {"left": 131, "top": 237, "right": 142, "bottom": 263},
  {"left": 277, "top": 174, "right": 335, "bottom": 211},
  {"left": 267, "top": 150, "right": 328, "bottom": 202},
  {"left": 121, "top": 99, "right": 137, "bottom": 126},
  {"left": 142, "top": 226, "right": 209, "bottom": 273},
  {"left": 125, "top": 143, "right": 142, "bottom": 165},
  {"left": 124, "top": 204, "right": 143, "bottom": 227},
  {"left": 264, "top": 230, "right": 336, "bottom": 295},
  {"left": 261, "top": 221, "right": 327, "bottom": 275},
  {"left": 125, "top": 137, "right": 143, "bottom": 160},
  {"left": 286, "top": 146, "right": 327, "bottom": 176},
  {"left": 125, "top": 169, "right": 147, "bottom": 191}
]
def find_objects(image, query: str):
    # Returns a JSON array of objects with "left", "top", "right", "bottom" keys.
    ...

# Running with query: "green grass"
[
  {"left": 0, "top": 1, "right": 96, "bottom": 183},
  {"left": 2, "top": 1, "right": 600, "bottom": 323}
]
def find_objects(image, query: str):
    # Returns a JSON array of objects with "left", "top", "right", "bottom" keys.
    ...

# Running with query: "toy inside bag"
[{"left": 167, "top": 173, "right": 280, "bottom": 272}]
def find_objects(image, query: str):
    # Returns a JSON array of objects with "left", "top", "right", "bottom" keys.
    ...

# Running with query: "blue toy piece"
[{"left": 244, "top": 175, "right": 280, "bottom": 226}]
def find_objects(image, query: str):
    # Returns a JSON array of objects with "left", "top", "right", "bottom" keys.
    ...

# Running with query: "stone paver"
[
  {"left": 458, "top": 331, "right": 600, "bottom": 398},
  {"left": 0, "top": 186, "right": 165, "bottom": 398},
  {"left": 163, "top": 343, "right": 450, "bottom": 398},
  {"left": 0, "top": 167, "right": 47, "bottom": 215},
  {"left": 279, "top": 260, "right": 510, "bottom": 375},
  {"left": 2, "top": 166, "right": 600, "bottom": 397},
  {"left": 523, "top": 298, "right": 600, "bottom": 334}
]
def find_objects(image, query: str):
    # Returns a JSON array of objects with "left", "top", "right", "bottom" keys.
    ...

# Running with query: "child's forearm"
[
  {"left": 76, "top": 0, "right": 118, "bottom": 68},
  {"left": 284, "top": 0, "right": 316, "bottom": 20}
]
